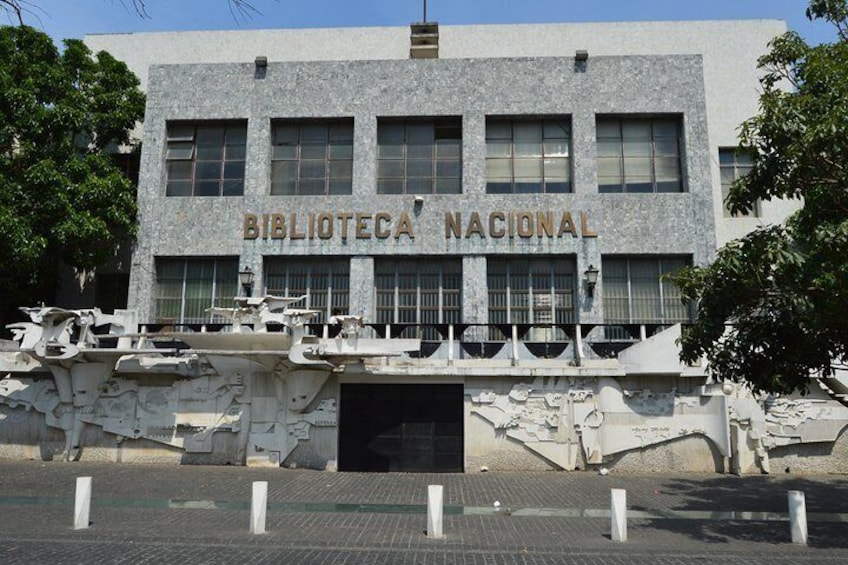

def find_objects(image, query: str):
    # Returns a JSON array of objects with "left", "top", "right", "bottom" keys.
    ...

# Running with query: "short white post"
[
  {"left": 251, "top": 481, "right": 268, "bottom": 534},
  {"left": 74, "top": 476, "right": 92, "bottom": 530},
  {"left": 788, "top": 490, "right": 808, "bottom": 545},
  {"left": 427, "top": 484, "right": 444, "bottom": 539},
  {"left": 611, "top": 488, "right": 627, "bottom": 542}
]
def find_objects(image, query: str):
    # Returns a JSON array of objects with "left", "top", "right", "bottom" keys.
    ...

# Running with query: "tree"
[
  {"left": 0, "top": 25, "right": 145, "bottom": 324},
  {"left": 671, "top": 0, "right": 848, "bottom": 394},
  {"left": 0, "top": 1, "right": 265, "bottom": 26}
]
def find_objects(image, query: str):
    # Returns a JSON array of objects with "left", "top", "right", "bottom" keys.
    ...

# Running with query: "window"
[
  {"left": 602, "top": 257, "right": 691, "bottom": 325},
  {"left": 486, "top": 118, "right": 571, "bottom": 193},
  {"left": 597, "top": 117, "right": 683, "bottom": 193},
  {"left": 166, "top": 122, "right": 246, "bottom": 196},
  {"left": 375, "top": 259, "right": 461, "bottom": 337},
  {"left": 264, "top": 258, "right": 349, "bottom": 323},
  {"left": 155, "top": 258, "right": 238, "bottom": 324},
  {"left": 719, "top": 148, "right": 759, "bottom": 217},
  {"left": 488, "top": 258, "right": 576, "bottom": 340},
  {"left": 377, "top": 119, "right": 462, "bottom": 194},
  {"left": 271, "top": 120, "right": 353, "bottom": 195}
]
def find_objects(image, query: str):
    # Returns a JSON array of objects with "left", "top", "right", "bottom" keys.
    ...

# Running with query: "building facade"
[{"left": 3, "top": 20, "right": 848, "bottom": 473}]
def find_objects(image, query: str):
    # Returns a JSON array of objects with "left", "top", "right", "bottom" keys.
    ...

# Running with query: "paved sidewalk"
[{"left": 1, "top": 460, "right": 848, "bottom": 564}]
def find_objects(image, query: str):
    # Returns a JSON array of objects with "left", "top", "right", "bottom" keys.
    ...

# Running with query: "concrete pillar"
[
  {"left": 74, "top": 476, "right": 92, "bottom": 530},
  {"left": 251, "top": 481, "right": 268, "bottom": 534},
  {"left": 788, "top": 490, "right": 807, "bottom": 545},
  {"left": 611, "top": 488, "right": 627, "bottom": 542},
  {"left": 427, "top": 485, "right": 444, "bottom": 539}
]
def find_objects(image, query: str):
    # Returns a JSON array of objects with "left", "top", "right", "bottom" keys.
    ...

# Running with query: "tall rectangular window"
[
  {"left": 602, "top": 256, "right": 691, "bottom": 325},
  {"left": 166, "top": 122, "right": 247, "bottom": 196},
  {"left": 597, "top": 117, "right": 683, "bottom": 193},
  {"left": 155, "top": 258, "right": 238, "bottom": 324},
  {"left": 271, "top": 120, "right": 353, "bottom": 195},
  {"left": 719, "top": 148, "right": 759, "bottom": 217},
  {"left": 486, "top": 118, "right": 571, "bottom": 193},
  {"left": 377, "top": 119, "right": 462, "bottom": 194},
  {"left": 264, "top": 258, "right": 350, "bottom": 323},
  {"left": 375, "top": 259, "right": 461, "bottom": 337},
  {"left": 488, "top": 258, "right": 576, "bottom": 340}
]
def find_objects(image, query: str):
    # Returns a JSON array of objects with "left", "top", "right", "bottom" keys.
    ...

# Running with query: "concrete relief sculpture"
[{"left": 0, "top": 299, "right": 418, "bottom": 466}]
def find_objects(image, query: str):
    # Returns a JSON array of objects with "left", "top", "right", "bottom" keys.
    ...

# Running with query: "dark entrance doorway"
[{"left": 338, "top": 384, "right": 463, "bottom": 472}]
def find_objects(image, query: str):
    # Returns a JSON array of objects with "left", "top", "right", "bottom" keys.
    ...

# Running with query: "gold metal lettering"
[
  {"left": 581, "top": 211, "right": 598, "bottom": 238},
  {"left": 445, "top": 212, "right": 461, "bottom": 238},
  {"left": 375, "top": 212, "right": 391, "bottom": 239},
  {"left": 395, "top": 212, "right": 414, "bottom": 239},
  {"left": 517, "top": 212, "right": 533, "bottom": 237},
  {"left": 270, "top": 213, "right": 286, "bottom": 239},
  {"left": 355, "top": 213, "right": 372, "bottom": 239},
  {"left": 290, "top": 213, "right": 305, "bottom": 239},
  {"left": 317, "top": 213, "right": 333, "bottom": 239},
  {"left": 537, "top": 211, "right": 553, "bottom": 237},
  {"left": 243, "top": 214, "right": 259, "bottom": 239},
  {"left": 557, "top": 212, "right": 577, "bottom": 237},
  {"left": 338, "top": 212, "right": 353, "bottom": 240},
  {"left": 465, "top": 211, "right": 484, "bottom": 238},
  {"left": 489, "top": 212, "right": 505, "bottom": 238}
]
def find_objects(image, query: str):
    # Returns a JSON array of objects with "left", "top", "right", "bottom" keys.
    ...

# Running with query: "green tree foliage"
[
  {"left": 0, "top": 25, "right": 145, "bottom": 323},
  {"left": 672, "top": 1, "right": 848, "bottom": 394}
]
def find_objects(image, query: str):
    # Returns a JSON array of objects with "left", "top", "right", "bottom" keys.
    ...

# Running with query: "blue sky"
[{"left": 10, "top": 0, "right": 838, "bottom": 45}]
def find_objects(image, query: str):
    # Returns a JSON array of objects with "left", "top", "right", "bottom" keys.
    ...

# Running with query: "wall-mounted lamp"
[
  {"left": 575, "top": 50, "right": 589, "bottom": 62},
  {"left": 255, "top": 56, "right": 268, "bottom": 69},
  {"left": 239, "top": 266, "right": 255, "bottom": 297},
  {"left": 414, "top": 195, "right": 424, "bottom": 205},
  {"left": 584, "top": 264, "right": 599, "bottom": 296}
]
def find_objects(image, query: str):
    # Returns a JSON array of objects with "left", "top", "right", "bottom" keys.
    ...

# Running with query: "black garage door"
[{"left": 338, "top": 384, "right": 463, "bottom": 472}]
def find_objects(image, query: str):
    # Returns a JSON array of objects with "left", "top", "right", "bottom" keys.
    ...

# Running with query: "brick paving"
[{"left": 1, "top": 461, "right": 848, "bottom": 563}]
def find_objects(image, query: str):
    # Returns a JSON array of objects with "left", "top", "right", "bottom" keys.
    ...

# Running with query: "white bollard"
[
  {"left": 427, "top": 484, "right": 444, "bottom": 539},
  {"left": 611, "top": 488, "right": 627, "bottom": 542},
  {"left": 251, "top": 481, "right": 268, "bottom": 534},
  {"left": 74, "top": 476, "right": 92, "bottom": 530},
  {"left": 788, "top": 490, "right": 808, "bottom": 545}
]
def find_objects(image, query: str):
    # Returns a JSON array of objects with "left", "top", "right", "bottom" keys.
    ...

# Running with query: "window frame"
[
  {"left": 263, "top": 257, "right": 350, "bottom": 323},
  {"left": 165, "top": 122, "right": 247, "bottom": 197},
  {"left": 376, "top": 118, "right": 463, "bottom": 195},
  {"left": 270, "top": 119, "right": 354, "bottom": 196},
  {"left": 485, "top": 117, "right": 573, "bottom": 194},
  {"left": 719, "top": 147, "right": 759, "bottom": 217},
  {"left": 596, "top": 116, "right": 685, "bottom": 194},
  {"left": 155, "top": 257, "right": 239, "bottom": 324},
  {"left": 601, "top": 256, "right": 692, "bottom": 326}
]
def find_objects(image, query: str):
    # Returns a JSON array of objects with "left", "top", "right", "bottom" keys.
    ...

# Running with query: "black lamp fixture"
[
  {"left": 238, "top": 266, "right": 255, "bottom": 297},
  {"left": 584, "top": 264, "right": 600, "bottom": 296}
]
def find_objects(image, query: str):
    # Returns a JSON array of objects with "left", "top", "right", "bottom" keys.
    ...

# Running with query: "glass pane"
[
  {"left": 329, "top": 142, "right": 353, "bottom": 160},
  {"left": 224, "top": 161, "right": 245, "bottom": 180},
  {"left": 406, "top": 178, "right": 432, "bottom": 193},
  {"left": 486, "top": 159, "right": 511, "bottom": 179},
  {"left": 487, "top": 140, "right": 511, "bottom": 158},
  {"left": 300, "top": 160, "right": 326, "bottom": 179},
  {"left": 222, "top": 179, "right": 243, "bottom": 196},
  {"left": 623, "top": 157, "right": 652, "bottom": 178},
  {"left": 195, "top": 180, "right": 220, "bottom": 196},
  {"left": 408, "top": 142, "right": 434, "bottom": 159},
  {"left": 378, "top": 142, "right": 404, "bottom": 159},
  {"left": 328, "top": 179, "right": 352, "bottom": 195},
  {"left": 329, "top": 160, "right": 353, "bottom": 180},
  {"left": 544, "top": 140, "right": 569, "bottom": 157},
  {"left": 166, "top": 180, "right": 192, "bottom": 196},
  {"left": 436, "top": 138, "right": 461, "bottom": 159},
  {"left": 623, "top": 140, "right": 651, "bottom": 157},
  {"left": 301, "top": 125, "right": 328, "bottom": 143},
  {"left": 196, "top": 161, "right": 221, "bottom": 180},
  {"left": 272, "top": 161, "right": 298, "bottom": 183},
  {"left": 544, "top": 158, "right": 569, "bottom": 179},
  {"left": 435, "top": 177, "right": 461, "bottom": 194},
  {"left": 487, "top": 182, "right": 511, "bottom": 194},
  {"left": 167, "top": 142, "right": 194, "bottom": 160},
  {"left": 299, "top": 179, "right": 325, "bottom": 195},
  {"left": 655, "top": 157, "right": 681, "bottom": 181},
  {"left": 596, "top": 120, "right": 621, "bottom": 139},
  {"left": 225, "top": 142, "right": 246, "bottom": 161},
  {"left": 655, "top": 139, "right": 679, "bottom": 157},
  {"left": 514, "top": 142, "right": 542, "bottom": 158},
  {"left": 271, "top": 178, "right": 296, "bottom": 195},
  {"left": 653, "top": 120, "right": 679, "bottom": 138},
  {"left": 486, "top": 122, "right": 511, "bottom": 140},
  {"left": 167, "top": 161, "right": 192, "bottom": 180},
  {"left": 621, "top": 121, "right": 651, "bottom": 140},
  {"left": 408, "top": 123, "right": 434, "bottom": 142},
  {"left": 436, "top": 159, "right": 461, "bottom": 178},
  {"left": 300, "top": 143, "right": 327, "bottom": 160},
  {"left": 378, "top": 123, "right": 404, "bottom": 142},
  {"left": 597, "top": 140, "right": 622, "bottom": 158},
  {"left": 378, "top": 160, "right": 405, "bottom": 178},
  {"left": 274, "top": 125, "right": 299, "bottom": 145},
  {"left": 377, "top": 179, "right": 404, "bottom": 194},
  {"left": 514, "top": 158, "right": 542, "bottom": 179},
  {"left": 167, "top": 124, "right": 195, "bottom": 142},
  {"left": 543, "top": 120, "right": 570, "bottom": 139},
  {"left": 273, "top": 145, "right": 297, "bottom": 160},
  {"left": 407, "top": 159, "right": 433, "bottom": 177}
]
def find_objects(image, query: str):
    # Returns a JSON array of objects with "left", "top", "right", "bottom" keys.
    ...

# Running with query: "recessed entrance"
[{"left": 338, "top": 384, "right": 464, "bottom": 472}]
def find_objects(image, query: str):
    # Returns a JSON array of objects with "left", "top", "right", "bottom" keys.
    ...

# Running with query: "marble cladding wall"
[{"left": 130, "top": 55, "right": 713, "bottom": 322}]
